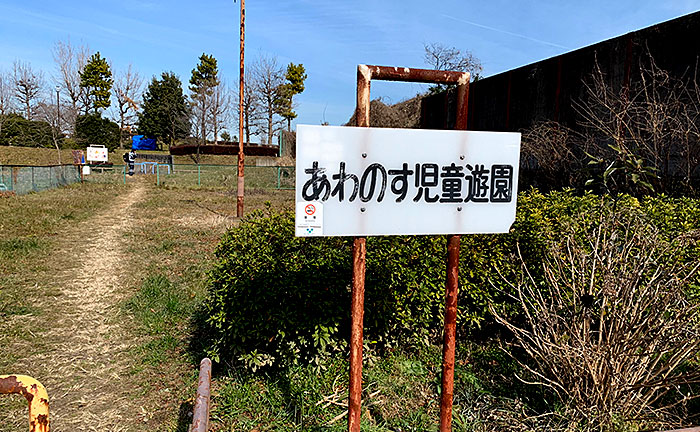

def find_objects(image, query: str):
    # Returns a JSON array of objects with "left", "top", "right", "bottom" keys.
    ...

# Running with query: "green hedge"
[{"left": 200, "top": 190, "right": 700, "bottom": 369}]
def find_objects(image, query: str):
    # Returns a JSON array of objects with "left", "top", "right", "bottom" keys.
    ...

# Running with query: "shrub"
[
  {"left": 0, "top": 113, "right": 54, "bottom": 147},
  {"left": 492, "top": 207, "right": 700, "bottom": 430},
  {"left": 75, "top": 113, "right": 119, "bottom": 151},
  {"left": 200, "top": 192, "right": 700, "bottom": 370}
]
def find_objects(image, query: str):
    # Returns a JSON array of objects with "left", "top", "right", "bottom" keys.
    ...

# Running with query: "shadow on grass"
[{"left": 173, "top": 400, "right": 194, "bottom": 432}]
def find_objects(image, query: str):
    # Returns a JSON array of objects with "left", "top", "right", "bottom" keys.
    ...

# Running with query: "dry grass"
[
  {"left": 0, "top": 168, "right": 294, "bottom": 431},
  {"left": 0, "top": 145, "right": 289, "bottom": 167},
  {"left": 0, "top": 146, "right": 86, "bottom": 165}
]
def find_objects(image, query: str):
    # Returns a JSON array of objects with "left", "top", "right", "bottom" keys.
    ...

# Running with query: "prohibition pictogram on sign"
[{"left": 305, "top": 204, "right": 316, "bottom": 215}]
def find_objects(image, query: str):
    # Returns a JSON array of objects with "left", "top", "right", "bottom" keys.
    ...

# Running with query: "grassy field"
[
  {"left": 0, "top": 158, "right": 474, "bottom": 431},
  {"left": 0, "top": 145, "right": 289, "bottom": 167}
]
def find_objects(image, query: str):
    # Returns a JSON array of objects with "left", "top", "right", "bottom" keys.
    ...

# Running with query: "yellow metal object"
[{"left": 0, "top": 374, "right": 50, "bottom": 432}]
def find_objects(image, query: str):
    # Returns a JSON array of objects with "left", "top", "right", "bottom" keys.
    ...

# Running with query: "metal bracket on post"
[{"left": 350, "top": 64, "right": 469, "bottom": 432}]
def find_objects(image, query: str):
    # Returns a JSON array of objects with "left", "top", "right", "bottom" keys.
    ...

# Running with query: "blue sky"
[{"left": 1, "top": 1, "right": 699, "bottom": 139}]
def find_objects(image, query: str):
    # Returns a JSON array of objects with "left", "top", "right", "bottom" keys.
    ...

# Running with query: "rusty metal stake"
[
  {"left": 348, "top": 63, "right": 371, "bottom": 432},
  {"left": 236, "top": 0, "right": 245, "bottom": 217},
  {"left": 0, "top": 374, "right": 50, "bottom": 432},
  {"left": 439, "top": 234, "right": 460, "bottom": 431},
  {"left": 349, "top": 64, "right": 469, "bottom": 432},
  {"left": 348, "top": 237, "right": 367, "bottom": 432},
  {"left": 190, "top": 358, "right": 212, "bottom": 432},
  {"left": 438, "top": 74, "right": 470, "bottom": 432}
]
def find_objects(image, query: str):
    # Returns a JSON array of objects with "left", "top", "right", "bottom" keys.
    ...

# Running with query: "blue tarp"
[{"left": 132, "top": 135, "right": 157, "bottom": 150}]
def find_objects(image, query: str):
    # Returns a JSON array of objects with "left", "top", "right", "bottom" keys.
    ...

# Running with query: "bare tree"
[
  {"left": 576, "top": 53, "right": 700, "bottom": 195},
  {"left": 52, "top": 39, "right": 91, "bottom": 130},
  {"left": 208, "top": 75, "right": 232, "bottom": 144},
  {"left": 0, "top": 69, "right": 15, "bottom": 138},
  {"left": 112, "top": 64, "right": 143, "bottom": 148},
  {"left": 492, "top": 208, "right": 700, "bottom": 430},
  {"left": 423, "top": 42, "right": 483, "bottom": 76},
  {"left": 520, "top": 121, "right": 591, "bottom": 191},
  {"left": 239, "top": 71, "right": 262, "bottom": 144},
  {"left": 12, "top": 60, "right": 44, "bottom": 120},
  {"left": 36, "top": 100, "right": 63, "bottom": 164},
  {"left": 252, "top": 55, "right": 284, "bottom": 145}
]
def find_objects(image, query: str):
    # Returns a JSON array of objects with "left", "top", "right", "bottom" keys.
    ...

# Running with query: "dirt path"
[{"left": 16, "top": 182, "right": 147, "bottom": 431}]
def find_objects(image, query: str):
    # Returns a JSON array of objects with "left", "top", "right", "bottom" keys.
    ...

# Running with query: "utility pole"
[
  {"left": 56, "top": 85, "right": 62, "bottom": 165},
  {"left": 236, "top": 0, "right": 245, "bottom": 217}
]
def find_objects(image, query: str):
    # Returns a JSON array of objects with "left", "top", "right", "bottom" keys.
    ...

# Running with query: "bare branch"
[
  {"left": 12, "top": 60, "right": 44, "bottom": 120},
  {"left": 492, "top": 207, "right": 700, "bottom": 429}
]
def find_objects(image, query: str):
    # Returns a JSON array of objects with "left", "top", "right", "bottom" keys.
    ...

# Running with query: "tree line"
[{"left": 0, "top": 39, "right": 307, "bottom": 158}]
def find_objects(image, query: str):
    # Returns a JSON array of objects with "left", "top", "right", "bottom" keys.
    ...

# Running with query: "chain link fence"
[
  {"left": 0, "top": 165, "right": 81, "bottom": 195},
  {"left": 0, "top": 164, "right": 295, "bottom": 194},
  {"left": 85, "top": 164, "right": 295, "bottom": 190}
]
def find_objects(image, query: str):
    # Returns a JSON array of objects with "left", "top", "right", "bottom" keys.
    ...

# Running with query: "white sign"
[
  {"left": 295, "top": 125, "right": 521, "bottom": 237},
  {"left": 86, "top": 145, "right": 108, "bottom": 162}
]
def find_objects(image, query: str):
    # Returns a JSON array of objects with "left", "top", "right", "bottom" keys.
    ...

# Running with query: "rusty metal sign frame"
[
  {"left": 0, "top": 374, "right": 50, "bottom": 432},
  {"left": 350, "top": 64, "right": 469, "bottom": 432}
]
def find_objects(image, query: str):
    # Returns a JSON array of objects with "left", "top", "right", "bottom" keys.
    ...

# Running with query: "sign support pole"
[
  {"left": 347, "top": 65, "right": 470, "bottom": 432},
  {"left": 438, "top": 80, "right": 469, "bottom": 432},
  {"left": 348, "top": 63, "right": 371, "bottom": 432},
  {"left": 348, "top": 237, "right": 366, "bottom": 432}
]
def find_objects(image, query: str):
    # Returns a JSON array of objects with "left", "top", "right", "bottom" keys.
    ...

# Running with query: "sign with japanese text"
[{"left": 295, "top": 125, "right": 521, "bottom": 237}]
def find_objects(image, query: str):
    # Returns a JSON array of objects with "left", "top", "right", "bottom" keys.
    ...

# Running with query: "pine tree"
[
  {"left": 275, "top": 63, "right": 307, "bottom": 131},
  {"left": 138, "top": 72, "right": 190, "bottom": 147},
  {"left": 189, "top": 53, "right": 219, "bottom": 161},
  {"left": 80, "top": 52, "right": 113, "bottom": 113}
]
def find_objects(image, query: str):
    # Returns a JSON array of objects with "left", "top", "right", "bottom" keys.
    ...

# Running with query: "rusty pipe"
[
  {"left": 439, "top": 235, "right": 460, "bottom": 432},
  {"left": 236, "top": 0, "right": 245, "bottom": 217},
  {"left": 348, "top": 237, "right": 367, "bottom": 432},
  {"left": 437, "top": 71, "right": 469, "bottom": 432},
  {"left": 0, "top": 374, "right": 50, "bottom": 432},
  {"left": 347, "top": 64, "right": 372, "bottom": 432},
  {"left": 190, "top": 358, "right": 212, "bottom": 432},
  {"left": 360, "top": 65, "right": 469, "bottom": 85}
]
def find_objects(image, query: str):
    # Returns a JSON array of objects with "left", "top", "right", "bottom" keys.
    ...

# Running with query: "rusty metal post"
[
  {"left": 236, "top": 0, "right": 245, "bottom": 217},
  {"left": 348, "top": 64, "right": 371, "bottom": 432},
  {"left": 438, "top": 80, "right": 469, "bottom": 432},
  {"left": 348, "top": 65, "right": 469, "bottom": 432},
  {"left": 439, "top": 234, "right": 460, "bottom": 431},
  {"left": 348, "top": 237, "right": 366, "bottom": 432},
  {"left": 190, "top": 358, "right": 212, "bottom": 432},
  {"left": 0, "top": 374, "right": 50, "bottom": 432}
]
